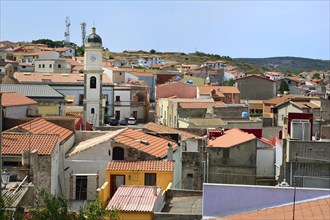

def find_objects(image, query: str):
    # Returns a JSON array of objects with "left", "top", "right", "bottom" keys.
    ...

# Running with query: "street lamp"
[{"left": 1, "top": 169, "right": 10, "bottom": 189}]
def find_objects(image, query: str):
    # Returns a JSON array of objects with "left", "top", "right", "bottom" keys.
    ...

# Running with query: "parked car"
[
  {"left": 127, "top": 117, "right": 137, "bottom": 125},
  {"left": 119, "top": 118, "right": 127, "bottom": 125},
  {"left": 109, "top": 118, "right": 119, "bottom": 126}
]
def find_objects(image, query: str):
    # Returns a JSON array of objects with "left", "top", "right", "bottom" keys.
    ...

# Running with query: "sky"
[{"left": 1, "top": 0, "right": 329, "bottom": 60}]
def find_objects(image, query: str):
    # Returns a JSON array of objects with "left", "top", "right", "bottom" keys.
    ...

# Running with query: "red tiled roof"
[
  {"left": 106, "top": 185, "right": 162, "bottom": 212},
  {"left": 107, "top": 160, "right": 174, "bottom": 171},
  {"left": 42, "top": 116, "right": 82, "bottom": 130},
  {"left": 263, "top": 95, "right": 305, "bottom": 105},
  {"left": 216, "top": 197, "right": 330, "bottom": 220},
  {"left": 2, "top": 133, "right": 59, "bottom": 155},
  {"left": 198, "top": 86, "right": 240, "bottom": 95},
  {"left": 15, "top": 72, "right": 112, "bottom": 84},
  {"left": 235, "top": 74, "right": 276, "bottom": 82},
  {"left": 179, "top": 101, "right": 225, "bottom": 109},
  {"left": 6, "top": 118, "right": 73, "bottom": 144},
  {"left": 113, "top": 129, "right": 178, "bottom": 158},
  {"left": 1, "top": 92, "right": 37, "bottom": 107},
  {"left": 23, "top": 51, "right": 56, "bottom": 56},
  {"left": 143, "top": 122, "right": 198, "bottom": 140},
  {"left": 208, "top": 128, "right": 256, "bottom": 148}
]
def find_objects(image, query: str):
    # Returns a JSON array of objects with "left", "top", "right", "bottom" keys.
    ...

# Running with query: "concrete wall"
[
  {"left": 256, "top": 149, "right": 275, "bottom": 178},
  {"left": 213, "top": 105, "right": 248, "bottom": 119},
  {"left": 51, "top": 141, "right": 61, "bottom": 196},
  {"left": 206, "top": 139, "right": 257, "bottom": 185},
  {"left": 4, "top": 105, "right": 30, "bottom": 118},
  {"left": 277, "top": 103, "right": 302, "bottom": 126},
  {"left": 236, "top": 76, "right": 276, "bottom": 100}
]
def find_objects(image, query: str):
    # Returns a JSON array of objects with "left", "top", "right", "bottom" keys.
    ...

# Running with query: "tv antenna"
[
  {"left": 64, "top": 16, "right": 71, "bottom": 45},
  {"left": 80, "top": 22, "right": 87, "bottom": 46}
]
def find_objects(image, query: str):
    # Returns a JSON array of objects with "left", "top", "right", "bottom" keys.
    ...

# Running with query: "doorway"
[
  {"left": 110, "top": 175, "right": 125, "bottom": 198},
  {"left": 76, "top": 176, "right": 87, "bottom": 200}
]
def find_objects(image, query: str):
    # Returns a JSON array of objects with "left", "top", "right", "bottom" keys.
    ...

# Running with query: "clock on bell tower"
[{"left": 83, "top": 27, "right": 103, "bottom": 129}]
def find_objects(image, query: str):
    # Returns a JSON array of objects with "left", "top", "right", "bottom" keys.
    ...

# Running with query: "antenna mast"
[
  {"left": 80, "top": 22, "right": 87, "bottom": 46},
  {"left": 64, "top": 16, "right": 71, "bottom": 45}
]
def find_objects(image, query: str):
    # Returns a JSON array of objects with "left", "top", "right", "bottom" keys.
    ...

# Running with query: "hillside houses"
[{"left": 1, "top": 38, "right": 330, "bottom": 219}]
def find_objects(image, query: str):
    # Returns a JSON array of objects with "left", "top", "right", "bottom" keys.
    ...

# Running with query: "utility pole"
[{"left": 80, "top": 22, "right": 87, "bottom": 46}]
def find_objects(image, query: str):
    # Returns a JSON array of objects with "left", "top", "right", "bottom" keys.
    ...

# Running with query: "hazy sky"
[{"left": 1, "top": 0, "right": 329, "bottom": 59}]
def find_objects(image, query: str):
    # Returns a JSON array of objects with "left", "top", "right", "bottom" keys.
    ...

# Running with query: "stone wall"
[{"left": 182, "top": 152, "right": 204, "bottom": 190}]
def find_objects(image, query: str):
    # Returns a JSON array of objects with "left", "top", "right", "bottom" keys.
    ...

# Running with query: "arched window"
[
  {"left": 112, "top": 147, "right": 124, "bottom": 160},
  {"left": 91, "top": 108, "right": 95, "bottom": 114},
  {"left": 90, "top": 76, "right": 96, "bottom": 89}
]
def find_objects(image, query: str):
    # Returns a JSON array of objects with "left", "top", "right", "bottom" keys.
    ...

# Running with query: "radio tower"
[
  {"left": 64, "top": 16, "right": 71, "bottom": 45},
  {"left": 80, "top": 22, "right": 87, "bottom": 46}
]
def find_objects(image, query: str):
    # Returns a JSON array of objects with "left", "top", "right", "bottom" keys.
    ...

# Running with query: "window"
[
  {"left": 119, "top": 72, "right": 122, "bottom": 75},
  {"left": 42, "top": 64, "right": 45, "bottom": 68},
  {"left": 58, "top": 64, "right": 61, "bottom": 68},
  {"left": 39, "top": 64, "right": 41, "bottom": 68},
  {"left": 91, "top": 108, "right": 95, "bottom": 114},
  {"left": 112, "top": 147, "right": 124, "bottom": 160},
  {"left": 49, "top": 64, "right": 52, "bottom": 68},
  {"left": 75, "top": 176, "right": 87, "bottom": 200},
  {"left": 145, "top": 173, "right": 156, "bottom": 186},
  {"left": 22, "top": 66, "right": 26, "bottom": 69},
  {"left": 223, "top": 148, "right": 230, "bottom": 158},
  {"left": 90, "top": 76, "right": 96, "bottom": 89},
  {"left": 115, "top": 96, "right": 120, "bottom": 101}
]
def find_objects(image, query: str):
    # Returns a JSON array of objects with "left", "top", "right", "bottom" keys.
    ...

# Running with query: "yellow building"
[
  {"left": 105, "top": 160, "right": 174, "bottom": 198},
  {"left": 97, "top": 160, "right": 174, "bottom": 220}
]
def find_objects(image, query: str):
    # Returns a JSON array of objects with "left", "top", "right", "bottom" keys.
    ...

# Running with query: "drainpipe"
[{"left": 206, "top": 152, "right": 209, "bottom": 183}]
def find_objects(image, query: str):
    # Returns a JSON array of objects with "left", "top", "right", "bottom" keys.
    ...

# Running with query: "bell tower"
[{"left": 83, "top": 27, "right": 103, "bottom": 128}]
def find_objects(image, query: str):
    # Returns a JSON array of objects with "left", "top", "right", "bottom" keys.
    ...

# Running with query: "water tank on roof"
[
  {"left": 187, "top": 80, "right": 193, "bottom": 84},
  {"left": 242, "top": 112, "right": 249, "bottom": 118},
  {"left": 176, "top": 76, "right": 181, "bottom": 81}
]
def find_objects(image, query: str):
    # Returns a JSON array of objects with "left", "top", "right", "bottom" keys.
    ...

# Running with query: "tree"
[
  {"left": 312, "top": 73, "right": 320, "bottom": 79},
  {"left": 150, "top": 49, "right": 156, "bottom": 54},
  {"left": 279, "top": 80, "right": 289, "bottom": 94},
  {"left": 225, "top": 78, "right": 236, "bottom": 86}
]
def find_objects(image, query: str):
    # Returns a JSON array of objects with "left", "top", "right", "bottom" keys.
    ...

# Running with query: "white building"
[
  {"left": 34, "top": 59, "right": 71, "bottom": 73},
  {"left": 138, "top": 55, "right": 164, "bottom": 68},
  {"left": 21, "top": 51, "right": 60, "bottom": 63},
  {"left": 114, "top": 83, "right": 149, "bottom": 122}
]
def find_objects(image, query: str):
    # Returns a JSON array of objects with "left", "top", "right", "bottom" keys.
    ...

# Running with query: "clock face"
[{"left": 90, "top": 55, "right": 97, "bottom": 62}]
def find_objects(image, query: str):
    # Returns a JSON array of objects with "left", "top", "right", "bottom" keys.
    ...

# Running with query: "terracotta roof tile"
[
  {"left": 107, "top": 160, "right": 174, "bottom": 171},
  {"left": 179, "top": 101, "right": 225, "bottom": 109},
  {"left": 15, "top": 72, "right": 112, "bottom": 84},
  {"left": 106, "top": 185, "right": 162, "bottom": 212},
  {"left": 41, "top": 115, "right": 82, "bottom": 130},
  {"left": 198, "top": 86, "right": 240, "bottom": 95},
  {"left": 143, "top": 122, "right": 198, "bottom": 141},
  {"left": 217, "top": 197, "right": 330, "bottom": 220},
  {"left": 113, "top": 129, "right": 178, "bottom": 158},
  {"left": 6, "top": 118, "right": 73, "bottom": 144},
  {"left": 23, "top": 51, "right": 56, "bottom": 56},
  {"left": 263, "top": 95, "right": 305, "bottom": 105},
  {"left": 208, "top": 128, "right": 256, "bottom": 148},
  {"left": 2, "top": 133, "right": 59, "bottom": 155},
  {"left": 1, "top": 92, "right": 37, "bottom": 107},
  {"left": 235, "top": 74, "right": 276, "bottom": 82}
]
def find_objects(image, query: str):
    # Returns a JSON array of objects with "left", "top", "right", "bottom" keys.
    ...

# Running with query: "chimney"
[{"left": 167, "top": 143, "right": 173, "bottom": 161}]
